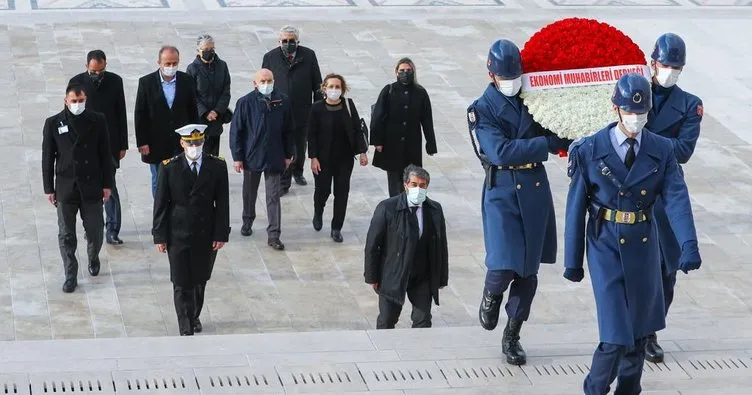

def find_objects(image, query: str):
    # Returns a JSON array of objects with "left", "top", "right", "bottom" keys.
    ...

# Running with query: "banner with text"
[{"left": 521, "top": 64, "right": 651, "bottom": 92}]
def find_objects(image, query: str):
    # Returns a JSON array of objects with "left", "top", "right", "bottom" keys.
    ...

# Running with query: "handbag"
[{"left": 343, "top": 98, "right": 369, "bottom": 155}]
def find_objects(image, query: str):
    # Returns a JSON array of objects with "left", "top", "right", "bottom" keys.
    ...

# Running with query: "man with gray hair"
[
  {"left": 262, "top": 25, "right": 323, "bottom": 194},
  {"left": 364, "top": 164, "right": 449, "bottom": 329}
]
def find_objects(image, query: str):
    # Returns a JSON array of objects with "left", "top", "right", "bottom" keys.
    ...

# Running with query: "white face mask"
[
  {"left": 497, "top": 76, "right": 522, "bottom": 97},
  {"left": 68, "top": 102, "right": 85, "bottom": 116},
  {"left": 326, "top": 88, "right": 342, "bottom": 101},
  {"left": 406, "top": 187, "right": 428, "bottom": 205},
  {"left": 185, "top": 145, "right": 203, "bottom": 160},
  {"left": 654, "top": 66, "right": 681, "bottom": 88},
  {"left": 161, "top": 66, "right": 177, "bottom": 77},
  {"left": 257, "top": 82, "right": 274, "bottom": 96},
  {"left": 620, "top": 113, "right": 648, "bottom": 134}
]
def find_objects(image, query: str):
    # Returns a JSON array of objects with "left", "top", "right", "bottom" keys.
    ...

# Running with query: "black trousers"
[
  {"left": 377, "top": 277, "right": 432, "bottom": 329},
  {"left": 281, "top": 123, "right": 308, "bottom": 189},
  {"left": 386, "top": 170, "right": 404, "bottom": 197},
  {"left": 173, "top": 284, "right": 197, "bottom": 335},
  {"left": 104, "top": 162, "right": 121, "bottom": 237},
  {"left": 57, "top": 199, "right": 104, "bottom": 279},
  {"left": 202, "top": 135, "right": 221, "bottom": 157},
  {"left": 313, "top": 157, "right": 354, "bottom": 230}
]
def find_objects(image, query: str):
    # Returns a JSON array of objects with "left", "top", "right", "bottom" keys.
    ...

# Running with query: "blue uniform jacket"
[
  {"left": 647, "top": 86, "right": 703, "bottom": 272},
  {"left": 564, "top": 123, "right": 698, "bottom": 346},
  {"left": 469, "top": 83, "right": 558, "bottom": 277},
  {"left": 229, "top": 90, "right": 295, "bottom": 173}
]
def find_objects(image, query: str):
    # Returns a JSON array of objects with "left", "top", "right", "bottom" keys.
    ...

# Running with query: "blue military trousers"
[
  {"left": 584, "top": 338, "right": 647, "bottom": 395},
  {"left": 484, "top": 270, "right": 538, "bottom": 321}
]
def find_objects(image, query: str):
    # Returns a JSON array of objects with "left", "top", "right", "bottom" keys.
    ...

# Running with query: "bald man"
[{"left": 229, "top": 68, "right": 295, "bottom": 250}]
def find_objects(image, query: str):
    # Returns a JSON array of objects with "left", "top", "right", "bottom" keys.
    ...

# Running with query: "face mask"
[
  {"left": 406, "top": 187, "right": 428, "bottom": 205},
  {"left": 326, "top": 88, "right": 341, "bottom": 101},
  {"left": 497, "top": 77, "right": 522, "bottom": 97},
  {"left": 397, "top": 70, "right": 414, "bottom": 85},
  {"left": 620, "top": 113, "right": 648, "bottom": 134},
  {"left": 161, "top": 66, "right": 177, "bottom": 77},
  {"left": 185, "top": 145, "right": 203, "bottom": 160},
  {"left": 201, "top": 50, "right": 215, "bottom": 61},
  {"left": 654, "top": 66, "right": 681, "bottom": 88},
  {"left": 68, "top": 102, "right": 85, "bottom": 116},
  {"left": 89, "top": 72, "right": 103, "bottom": 84},
  {"left": 282, "top": 42, "right": 297, "bottom": 54},
  {"left": 257, "top": 82, "right": 274, "bottom": 96}
]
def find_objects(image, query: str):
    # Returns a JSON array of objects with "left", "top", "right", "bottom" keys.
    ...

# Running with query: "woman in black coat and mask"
[
  {"left": 370, "top": 58, "right": 437, "bottom": 197},
  {"left": 186, "top": 34, "right": 232, "bottom": 157}
]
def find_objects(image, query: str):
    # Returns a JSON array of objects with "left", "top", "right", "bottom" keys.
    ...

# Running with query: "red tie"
[{"left": 287, "top": 54, "right": 293, "bottom": 63}]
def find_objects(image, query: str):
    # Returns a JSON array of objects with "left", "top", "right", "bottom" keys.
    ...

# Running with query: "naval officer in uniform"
[
  {"left": 153, "top": 124, "right": 231, "bottom": 336},
  {"left": 564, "top": 73, "right": 702, "bottom": 394},
  {"left": 644, "top": 33, "right": 704, "bottom": 363}
]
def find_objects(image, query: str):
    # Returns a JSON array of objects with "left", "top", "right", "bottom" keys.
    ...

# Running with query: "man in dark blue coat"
[
  {"left": 229, "top": 68, "right": 294, "bottom": 250},
  {"left": 643, "top": 33, "right": 704, "bottom": 363},
  {"left": 467, "top": 39, "right": 571, "bottom": 366},
  {"left": 564, "top": 73, "right": 702, "bottom": 395}
]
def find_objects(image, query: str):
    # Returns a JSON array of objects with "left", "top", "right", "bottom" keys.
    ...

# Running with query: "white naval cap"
[{"left": 174, "top": 124, "right": 208, "bottom": 141}]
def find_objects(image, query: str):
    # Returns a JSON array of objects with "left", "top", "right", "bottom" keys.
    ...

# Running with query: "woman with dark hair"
[
  {"left": 370, "top": 57, "right": 437, "bottom": 197},
  {"left": 307, "top": 73, "right": 369, "bottom": 242}
]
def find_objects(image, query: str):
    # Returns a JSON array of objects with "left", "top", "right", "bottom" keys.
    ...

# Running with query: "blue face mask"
[{"left": 406, "top": 187, "right": 427, "bottom": 205}]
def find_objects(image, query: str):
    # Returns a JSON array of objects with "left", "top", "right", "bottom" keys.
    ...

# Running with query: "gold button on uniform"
[
  {"left": 620, "top": 238, "right": 626, "bottom": 244},
  {"left": 516, "top": 184, "right": 521, "bottom": 189},
  {"left": 641, "top": 189, "right": 647, "bottom": 196},
  {"left": 535, "top": 182, "right": 541, "bottom": 187},
  {"left": 642, "top": 237, "right": 648, "bottom": 243}
]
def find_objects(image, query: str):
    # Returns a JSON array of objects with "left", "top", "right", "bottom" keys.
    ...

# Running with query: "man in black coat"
[
  {"left": 69, "top": 50, "right": 128, "bottom": 245},
  {"left": 364, "top": 165, "right": 449, "bottom": 329},
  {"left": 135, "top": 45, "right": 199, "bottom": 198},
  {"left": 153, "top": 124, "right": 230, "bottom": 336},
  {"left": 262, "top": 25, "right": 323, "bottom": 193},
  {"left": 186, "top": 34, "right": 232, "bottom": 157},
  {"left": 42, "top": 84, "right": 114, "bottom": 293}
]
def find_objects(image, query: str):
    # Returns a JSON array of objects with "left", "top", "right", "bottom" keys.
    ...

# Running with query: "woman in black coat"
[
  {"left": 308, "top": 73, "right": 369, "bottom": 242},
  {"left": 370, "top": 57, "right": 437, "bottom": 197},
  {"left": 186, "top": 34, "right": 232, "bottom": 156}
]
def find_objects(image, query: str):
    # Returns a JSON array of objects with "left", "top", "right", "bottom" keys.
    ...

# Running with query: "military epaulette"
[
  {"left": 207, "top": 154, "right": 225, "bottom": 161},
  {"left": 162, "top": 155, "right": 180, "bottom": 166},
  {"left": 567, "top": 138, "right": 586, "bottom": 178}
]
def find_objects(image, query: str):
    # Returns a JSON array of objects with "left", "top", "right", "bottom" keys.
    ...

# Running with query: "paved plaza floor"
[{"left": 0, "top": 0, "right": 751, "bottom": 355}]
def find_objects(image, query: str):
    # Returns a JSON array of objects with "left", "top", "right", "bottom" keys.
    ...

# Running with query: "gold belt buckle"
[
  {"left": 616, "top": 211, "right": 636, "bottom": 225},
  {"left": 517, "top": 163, "right": 534, "bottom": 170}
]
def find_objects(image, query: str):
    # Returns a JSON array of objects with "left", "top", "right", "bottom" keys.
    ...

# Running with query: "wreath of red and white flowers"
[{"left": 519, "top": 18, "right": 650, "bottom": 143}]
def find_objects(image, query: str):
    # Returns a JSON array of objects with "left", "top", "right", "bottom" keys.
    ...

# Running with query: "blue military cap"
[
  {"left": 651, "top": 33, "right": 686, "bottom": 68},
  {"left": 611, "top": 73, "right": 652, "bottom": 114},
  {"left": 487, "top": 39, "right": 523, "bottom": 79}
]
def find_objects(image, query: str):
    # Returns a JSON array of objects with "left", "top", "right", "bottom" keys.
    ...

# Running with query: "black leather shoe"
[
  {"left": 268, "top": 238, "right": 285, "bottom": 250},
  {"left": 106, "top": 234, "right": 123, "bottom": 245},
  {"left": 294, "top": 174, "right": 307, "bottom": 186},
  {"left": 502, "top": 319, "right": 527, "bottom": 365},
  {"left": 313, "top": 212, "right": 323, "bottom": 231},
  {"left": 240, "top": 223, "right": 252, "bottom": 237},
  {"left": 331, "top": 229, "right": 343, "bottom": 243},
  {"left": 88, "top": 257, "right": 100, "bottom": 276},
  {"left": 479, "top": 288, "right": 503, "bottom": 330},
  {"left": 193, "top": 318, "right": 203, "bottom": 333},
  {"left": 62, "top": 278, "right": 77, "bottom": 293},
  {"left": 645, "top": 333, "right": 664, "bottom": 363},
  {"left": 180, "top": 331, "right": 194, "bottom": 336}
]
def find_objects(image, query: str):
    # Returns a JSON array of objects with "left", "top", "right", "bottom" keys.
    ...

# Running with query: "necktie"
[
  {"left": 624, "top": 138, "right": 637, "bottom": 169},
  {"left": 287, "top": 54, "right": 293, "bottom": 63},
  {"left": 191, "top": 161, "right": 198, "bottom": 181},
  {"left": 410, "top": 206, "right": 420, "bottom": 236}
]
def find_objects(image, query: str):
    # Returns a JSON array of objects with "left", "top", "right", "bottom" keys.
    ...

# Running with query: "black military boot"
[
  {"left": 478, "top": 288, "right": 503, "bottom": 330},
  {"left": 502, "top": 318, "right": 527, "bottom": 365},
  {"left": 644, "top": 333, "right": 664, "bottom": 363}
]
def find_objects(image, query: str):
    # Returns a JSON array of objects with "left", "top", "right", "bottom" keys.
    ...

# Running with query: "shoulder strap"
[{"left": 343, "top": 97, "right": 352, "bottom": 116}]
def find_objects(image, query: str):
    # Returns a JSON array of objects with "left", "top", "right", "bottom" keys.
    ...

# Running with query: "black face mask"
[
  {"left": 397, "top": 70, "right": 414, "bottom": 85},
  {"left": 89, "top": 72, "right": 103, "bottom": 84},
  {"left": 282, "top": 41, "right": 297, "bottom": 55},
  {"left": 201, "top": 50, "right": 215, "bottom": 61}
]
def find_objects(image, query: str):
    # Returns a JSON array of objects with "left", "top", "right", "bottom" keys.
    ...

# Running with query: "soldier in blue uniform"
[
  {"left": 644, "top": 33, "right": 704, "bottom": 363},
  {"left": 467, "top": 39, "right": 571, "bottom": 366},
  {"left": 563, "top": 73, "right": 702, "bottom": 394}
]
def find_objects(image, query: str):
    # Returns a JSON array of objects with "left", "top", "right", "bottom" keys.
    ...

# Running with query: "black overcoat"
[
  {"left": 261, "top": 46, "right": 323, "bottom": 126},
  {"left": 152, "top": 153, "right": 231, "bottom": 287},
  {"left": 364, "top": 194, "right": 449, "bottom": 306},
  {"left": 42, "top": 109, "right": 113, "bottom": 203},
  {"left": 370, "top": 82, "right": 437, "bottom": 172},
  {"left": 186, "top": 55, "right": 232, "bottom": 137},
  {"left": 307, "top": 98, "right": 368, "bottom": 164}
]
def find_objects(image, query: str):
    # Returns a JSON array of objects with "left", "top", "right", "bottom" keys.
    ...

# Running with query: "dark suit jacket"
[
  {"left": 153, "top": 153, "right": 230, "bottom": 287},
  {"left": 186, "top": 55, "right": 232, "bottom": 137},
  {"left": 307, "top": 98, "right": 368, "bottom": 164},
  {"left": 262, "top": 46, "right": 323, "bottom": 126},
  {"left": 69, "top": 71, "right": 128, "bottom": 165},
  {"left": 42, "top": 109, "right": 114, "bottom": 203},
  {"left": 134, "top": 70, "right": 199, "bottom": 164}
]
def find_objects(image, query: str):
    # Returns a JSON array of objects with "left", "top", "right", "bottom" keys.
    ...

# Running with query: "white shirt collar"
[
  {"left": 614, "top": 126, "right": 642, "bottom": 147},
  {"left": 186, "top": 155, "right": 203, "bottom": 167}
]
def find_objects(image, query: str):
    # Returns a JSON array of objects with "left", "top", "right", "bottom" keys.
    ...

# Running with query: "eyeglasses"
[{"left": 280, "top": 39, "right": 296, "bottom": 44}]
